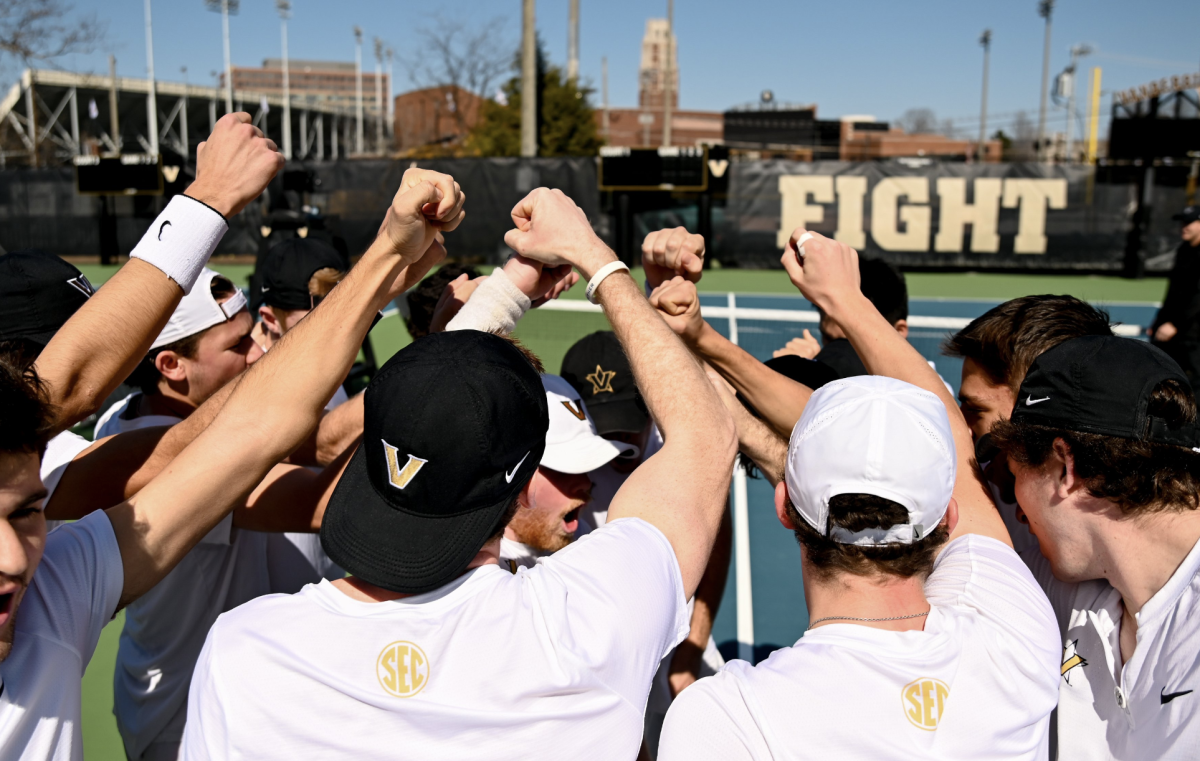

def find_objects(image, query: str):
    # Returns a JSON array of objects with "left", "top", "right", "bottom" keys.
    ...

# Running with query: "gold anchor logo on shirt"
[
  {"left": 382, "top": 440, "right": 427, "bottom": 490},
  {"left": 377, "top": 641, "right": 430, "bottom": 698},
  {"left": 585, "top": 365, "right": 616, "bottom": 395}
]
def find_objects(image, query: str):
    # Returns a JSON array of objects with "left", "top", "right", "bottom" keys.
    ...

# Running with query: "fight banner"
[{"left": 724, "top": 161, "right": 1186, "bottom": 272}]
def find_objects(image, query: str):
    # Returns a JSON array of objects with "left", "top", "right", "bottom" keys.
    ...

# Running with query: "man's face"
[
  {"left": 1183, "top": 220, "right": 1200, "bottom": 247},
  {"left": 176, "top": 309, "right": 262, "bottom": 405},
  {"left": 508, "top": 466, "right": 592, "bottom": 552},
  {"left": 1008, "top": 452, "right": 1100, "bottom": 583},
  {"left": 958, "top": 357, "right": 1015, "bottom": 443},
  {"left": 0, "top": 451, "right": 47, "bottom": 662}
]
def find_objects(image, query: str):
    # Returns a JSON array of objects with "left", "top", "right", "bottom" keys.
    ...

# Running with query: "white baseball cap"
[
  {"left": 784, "top": 375, "right": 956, "bottom": 546},
  {"left": 151, "top": 267, "right": 248, "bottom": 350},
  {"left": 541, "top": 374, "right": 635, "bottom": 474}
]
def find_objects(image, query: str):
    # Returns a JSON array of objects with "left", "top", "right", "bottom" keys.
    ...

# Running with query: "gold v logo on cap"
[
  {"left": 586, "top": 365, "right": 616, "bottom": 395},
  {"left": 561, "top": 400, "right": 587, "bottom": 421},
  {"left": 382, "top": 440, "right": 428, "bottom": 490}
]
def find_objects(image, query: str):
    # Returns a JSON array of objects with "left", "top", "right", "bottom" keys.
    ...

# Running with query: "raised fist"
[
  {"left": 503, "top": 188, "right": 615, "bottom": 278},
  {"left": 643, "top": 227, "right": 705, "bottom": 289},
  {"left": 188, "top": 113, "right": 285, "bottom": 218},
  {"left": 381, "top": 168, "right": 466, "bottom": 266},
  {"left": 779, "top": 227, "right": 861, "bottom": 315},
  {"left": 649, "top": 276, "right": 705, "bottom": 344}
]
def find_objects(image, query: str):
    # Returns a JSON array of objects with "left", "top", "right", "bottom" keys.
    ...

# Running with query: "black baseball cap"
[
  {"left": 1012, "top": 335, "right": 1200, "bottom": 448},
  {"left": 320, "top": 330, "right": 549, "bottom": 594},
  {"left": 0, "top": 249, "right": 94, "bottom": 348},
  {"left": 561, "top": 331, "right": 648, "bottom": 435},
  {"left": 259, "top": 238, "right": 347, "bottom": 311},
  {"left": 1174, "top": 206, "right": 1200, "bottom": 225}
]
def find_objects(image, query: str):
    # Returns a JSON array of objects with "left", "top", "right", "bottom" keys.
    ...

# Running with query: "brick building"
[
  {"left": 392, "top": 85, "right": 484, "bottom": 155},
  {"left": 230, "top": 59, "right": 388, "bottom": 115}
]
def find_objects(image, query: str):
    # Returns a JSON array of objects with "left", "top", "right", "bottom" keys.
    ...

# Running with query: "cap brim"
[
  {"left": 320, "top": 445, "right": 513, "bottom": 594},
  {"left": 586, "top": 399, "right": 648, "bottom": 435},
  {"left": 542, "top": 433, "right": 634, "bottom": 474}
]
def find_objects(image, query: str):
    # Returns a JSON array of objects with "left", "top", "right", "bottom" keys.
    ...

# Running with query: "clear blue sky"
[{"left": 28, "top": 0, "right": 1200, "bottom": 138}]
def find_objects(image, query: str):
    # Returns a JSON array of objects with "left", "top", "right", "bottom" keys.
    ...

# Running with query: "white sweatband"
[
  {"left": 446, "top": 267, "right": 532, "bottom": 334},
  {"left": 130, "top": 195, "right": 229, "bottom": 294},
  {"left": 586, "top": 261, "right": 630, "bottom": 304}
]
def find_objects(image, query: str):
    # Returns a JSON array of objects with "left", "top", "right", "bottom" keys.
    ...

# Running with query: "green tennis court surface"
[{"left": 75, "top": 264, "right": 1167, "bottom": 759}]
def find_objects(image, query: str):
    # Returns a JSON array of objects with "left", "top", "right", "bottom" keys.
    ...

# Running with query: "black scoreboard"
[
  {"left": 75, "top": 154, "right": 164, "bottom": 196},
  {"left": 599, "top": 146, "right": 710, "bottom": 191}
]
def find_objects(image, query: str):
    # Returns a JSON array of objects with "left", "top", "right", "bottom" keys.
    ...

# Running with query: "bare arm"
[
  {"left": 669, "top": 506, "right": 730, "bottom": 697},
  {"left": 232, "top": 438, "right": 359, "bottom": 533},
  {"left": 34, "top": 114, "right": 284, "bottom": 436},
  {"left": 780, "top": 229, "right": 1010, "bottom": 548},
  {"left": 503, "top": 189, "right": 737, "bottom": 597},
  {"left": 286, "top": 392, "right": 364, "bottom": 467},
  {"left": 106, "top": 168, "right": 464, "bottom": 608}
]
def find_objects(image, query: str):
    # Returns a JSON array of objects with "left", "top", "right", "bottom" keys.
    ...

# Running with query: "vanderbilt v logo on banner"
[{"left": 776, "top": 175, "right": 1068, "bottom": 255}]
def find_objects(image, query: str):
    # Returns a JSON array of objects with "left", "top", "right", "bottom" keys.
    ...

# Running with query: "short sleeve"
[
  {"left": 532, "top": 518, "right": 689, "bottom": 706},
  {"left": 26, "top": 510, "right": 123, "bottom": 667},
  {"left": 180, "top": 627, "right": 229, "bottom": 761},
  {"left": 40, "top": 430, "right": 93, "bottom": 503},
  {"left": 926, "top": 535, "right": 1059, "bottom": 662},
  {"left": 1019, "top": 544, "right": 1081, "bottom": 635},
  {"left": 658, "top": 671, "right": 772, "bottom": 761}
]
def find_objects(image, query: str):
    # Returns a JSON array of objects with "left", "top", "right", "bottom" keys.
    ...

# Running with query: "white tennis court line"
[{"left": 531, "top": 298, "right": 1144, "bottom": 337}]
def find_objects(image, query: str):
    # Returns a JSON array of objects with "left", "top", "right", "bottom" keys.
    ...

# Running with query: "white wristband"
[
  {"left": 586, "top": 261, "right": 631, "bottom": 304},
  {"left": 130, "top": 195, "right": 229, "bottom": 294}
]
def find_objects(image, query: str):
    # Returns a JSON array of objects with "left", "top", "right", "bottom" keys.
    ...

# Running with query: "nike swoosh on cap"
[
  {"left": 1026, "top": 395, "right": 1051, "bottom": 406},
  {"left": 505, "top": 451, "right": 530, "bottom": 483},
  {"left": 1162, "top": 687, "right": 1193, "bottom": 704}
]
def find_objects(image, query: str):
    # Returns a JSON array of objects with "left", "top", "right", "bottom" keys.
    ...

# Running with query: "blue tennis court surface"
[{"left": 696, "top": 293, "right": 1158, "bottom": 664}]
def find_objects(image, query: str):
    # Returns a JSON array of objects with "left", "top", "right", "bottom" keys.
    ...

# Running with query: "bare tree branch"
[
  {"left": 0, "top": 0, "right": 106, "bottom": 66},
  {"left": 402, "top": 16, "right": 513, "bottom": 134}
]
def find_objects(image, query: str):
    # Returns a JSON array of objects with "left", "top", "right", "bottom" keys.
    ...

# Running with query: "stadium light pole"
[
  {"left": 567, "top": 0, "right": 579, "bottom": 82},
  {"left": 354, "top": 26, "right": 364, "bottom": 155},
  {"left": 662, "top": 0, "right": 673, "bottom": 148},
  {"left": 602, "top": 55, "right": 609, "bottom": 140},
  {"left": 1035, "top": 0, "right": 1054, "bottom": 161},
  {"left": 386, "top": 46, "right": 395, "bottom": 139},
  {"left": 977, "top": 29, "right": 991, "bottom": 163},
  {"left": 374, "top": 38, "right": 385, "bottom": 155},
  {"left": 1064, "top": 43, "right": 1092, "bottom": 163},
  {"left": 520, "top": 0, "right": 537, "bottom": 157},
  {"left": 204, "top": 0, "right": 237, "bottom": 115},
  {"left": 277, "top": 1, "right": 292, "bottom": 160},
  {"left": 143, "top": 0, "right": 159, "bottom": 157}
]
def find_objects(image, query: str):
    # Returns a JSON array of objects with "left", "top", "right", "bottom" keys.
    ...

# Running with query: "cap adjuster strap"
[
  {"left": 219, "top": 287, "right": 247, "bottom": 320},
  {"left": 1148, "top": 416, "right": 1200, "bottom": 449},
  {"left": 828, "top": 523, "right": 918, "bottom": 546}
]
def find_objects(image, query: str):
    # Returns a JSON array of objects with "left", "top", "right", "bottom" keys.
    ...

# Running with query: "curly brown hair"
[
  {"left": 0, "top": 350, "right": 51, "bottom": 454},
  {"left": 787, "top": 493, "right": 949, "bottom": 581},
  {"left": 991, "top": 379, "right": 1200, "bottom": 513}
]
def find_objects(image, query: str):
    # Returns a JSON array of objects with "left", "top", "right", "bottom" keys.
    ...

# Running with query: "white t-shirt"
[
  {"left": 1024, "top": 536, "right": 1200, "bottom": 760},
  {"left": 0, "top": 511, "right": 123, "bottom": 761},
  {"left": 95, "top": 394, "right": 262, "bottom": 757},
  {"left": 659, "top": 535, "right": 1061, "bottom": 761},
  {"left": 40, "top": 430, "right": 94, "bottom": 534},
  {"left": 181, "top": 518, "right": 689, "bottom": 760}
]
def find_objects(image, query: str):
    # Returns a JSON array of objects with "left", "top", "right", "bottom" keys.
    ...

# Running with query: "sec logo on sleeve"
[
  {"left": 902, "top": 677, "right": 950, "bottom": 730},
  {"left": 377, "top": 641, "right": 430, "bottom": 698}
]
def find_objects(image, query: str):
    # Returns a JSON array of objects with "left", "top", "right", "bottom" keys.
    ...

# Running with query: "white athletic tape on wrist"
[
  {"left": 130, "top": 195, "right": 229, "bottom": 294},
  {"left": 795, "top": 232, "right": 815, "bottom": 259},
  {"left": 586, "top": 261, "right": 631, "bottom": 304},
  {"left": 446, "top": 267, "right": 531, "bottom": 334}
]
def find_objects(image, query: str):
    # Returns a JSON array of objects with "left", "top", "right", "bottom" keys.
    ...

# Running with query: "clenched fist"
[
  {"left": 187, "top": 113, "right": 285, "bottom": 218},
  {"left": 503, "top": 188, "right": 615, "bottom": 278},
  {"left": 649, "top": 276, "right": 705, "bottom": 344},
  {"left": 643, "top": 227, "right": 705, "bottom": 289},
  {"left": 779, "top": 227, "right": 861, "bottom": 316},
  {"left": 381, "top": 168, "right": 466, "bottom": 266}
]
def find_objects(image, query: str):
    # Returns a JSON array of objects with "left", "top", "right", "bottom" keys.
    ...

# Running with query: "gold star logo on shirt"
[{"left": 585, "top": 365, "right": 616, "bottom": 395}]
